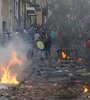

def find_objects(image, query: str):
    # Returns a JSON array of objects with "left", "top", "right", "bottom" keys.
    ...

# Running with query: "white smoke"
[{"left": 0, "top": 34, "right": 33, "bottom": 82}]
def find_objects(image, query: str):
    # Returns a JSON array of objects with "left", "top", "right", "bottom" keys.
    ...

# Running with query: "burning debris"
[
  {"left": 61, "top": 51, "right": 67, "bottom": 59},
  {"left": 0, "top": 34, "right": 33, "bottom": 87},
  {"left": 83, "top": 84, "right": 89, "bottom": 93},
  {"left": 0, "top": 50, "right": 22, "bottom": 85},
  {"left": 57, "top": 48, "right": 77, "bottom": 61}
]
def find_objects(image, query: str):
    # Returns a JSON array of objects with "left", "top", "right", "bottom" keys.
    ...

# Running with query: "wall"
[
  {"left": 63, "top": 0, "right": 73, "bottom": 6},
  {"left": 10, "top": 0, "right": 19, "bottom": 32},
  {"left": 0, "top": 0, "right": 33, "bottom": 35},
  {"left": 1, "top": 0, "right": 19, "bottom": 33},
  {"left": 0, "top": 0, "right": 3, "bottom": 41},
  {"left": 36, "top": 11, "right": 43, "bottom": 26},
  {"left": 19, "top": 0, "right": 25, "bottom": 29},
  {"left": 1, "top": 0, "right": 10, "bottom": 31},
  {"left": 36, "top": 0, "right": 47, "bottom": 8}
]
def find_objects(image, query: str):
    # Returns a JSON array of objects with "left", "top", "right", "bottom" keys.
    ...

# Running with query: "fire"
[
  {"left": 83, "top": 85, "right": 89, "bottom": 93},
  {"left": 61, "top": 52, "right": 67, "bottom": 59},
  {"left": 0, "top": 50, "right": 22, "bottom": 85}
]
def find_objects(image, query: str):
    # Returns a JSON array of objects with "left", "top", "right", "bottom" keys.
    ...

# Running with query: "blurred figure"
[
  {"left": 3, "top": 29, "right": 12, "bottom": 45},
  {"left": 85, "top": 39, "right": 90, "bottom": 60},
  {"left": 44, "top": 37, "right": 52, "bottom": 57},
  {"left": 50, "top": 30, "right": 56, "bottom": 44},
  {"left": 6, "top": 29, "right": 12, "bottom": 38},
  {"left": 34, "top": 33, "right": 40, "bottom": 42}
]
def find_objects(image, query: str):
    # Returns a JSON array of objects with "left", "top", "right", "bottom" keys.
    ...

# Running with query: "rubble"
[
  {"left": 0, "top": 74, "right": 89, "bottom": 100},
  {"left": 0, "top": 84, "right": 8, "bottom": 90},
  {"left": 0, "top": 55, "right": 89, "bottom": 100}
]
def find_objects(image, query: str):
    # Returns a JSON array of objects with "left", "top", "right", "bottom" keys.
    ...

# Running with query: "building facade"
[
  {"left": 19, "top": 0, "right": 25, "bottom": 29},
  {"left": 30, "top": 0, "right": 48, "bottom": 26},
  {"left": 0, "top": 0, "right": 19, "bottom": 36},
  {"left": 0, "top": 0, "right": 2, "bottom": 38},
  {"left": 0, "top": 0, "right": 48, "bottom": 39},
  {"left": 0, "top": 0, "right": 26, "bottom": 36}
]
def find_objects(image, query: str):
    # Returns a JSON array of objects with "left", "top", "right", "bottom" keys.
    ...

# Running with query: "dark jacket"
[{"left": 44, "top": 38, "right": 52, "bottom": 48}]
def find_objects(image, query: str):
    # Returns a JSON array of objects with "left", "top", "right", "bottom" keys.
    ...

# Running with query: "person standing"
[
  {"left": 50, "top": 30, "right": 56, "bottom": 44},
  {"left": 44, "top": 37, "right": 52, "bottom": 57},
  {"left": 6, "top": 29, "right": 11, "bottom": 38}
]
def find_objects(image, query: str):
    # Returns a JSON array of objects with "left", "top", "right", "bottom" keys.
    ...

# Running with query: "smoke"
[{"left": 0, "top": 34, "right": 33, "bottom": 82}]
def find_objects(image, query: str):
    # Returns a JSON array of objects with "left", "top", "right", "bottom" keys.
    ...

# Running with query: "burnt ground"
[{"left": 0, "top": 54, "right": 90, "bottom": 100}]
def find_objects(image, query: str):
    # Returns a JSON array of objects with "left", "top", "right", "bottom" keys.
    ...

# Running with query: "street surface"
[{"left": 0, "top": 50, "right": 90, "bottom": 100}]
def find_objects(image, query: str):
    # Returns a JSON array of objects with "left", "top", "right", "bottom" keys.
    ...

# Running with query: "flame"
[
  {"left": 83, "top": 85, "right": 89, "bottom": 93},
  {"left": 0, "top": 50, "right": 22, "bottom": 85},
  {"left": 61, "top": 52, "right": 67, "bottom": 59}
]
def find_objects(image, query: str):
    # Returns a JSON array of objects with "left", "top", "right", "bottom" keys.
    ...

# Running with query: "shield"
[{"left": 36, "top": 40, "right": 45, "bottom": 50}]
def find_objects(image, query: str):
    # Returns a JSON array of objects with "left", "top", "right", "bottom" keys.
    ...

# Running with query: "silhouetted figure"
[
  {"left": 44, "top": 37, "right": 52, "bottom": 57},
  {"left": 6, "top": 29, "right": 11, "bottom": 38}
]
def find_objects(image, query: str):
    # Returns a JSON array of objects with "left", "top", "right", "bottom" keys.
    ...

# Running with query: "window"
[
  {"left": 14, "top": 0, "right": 18, "bottom": 20},
  {"left": 2, "top": 21, "right": 6, "bottom": 33}
]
